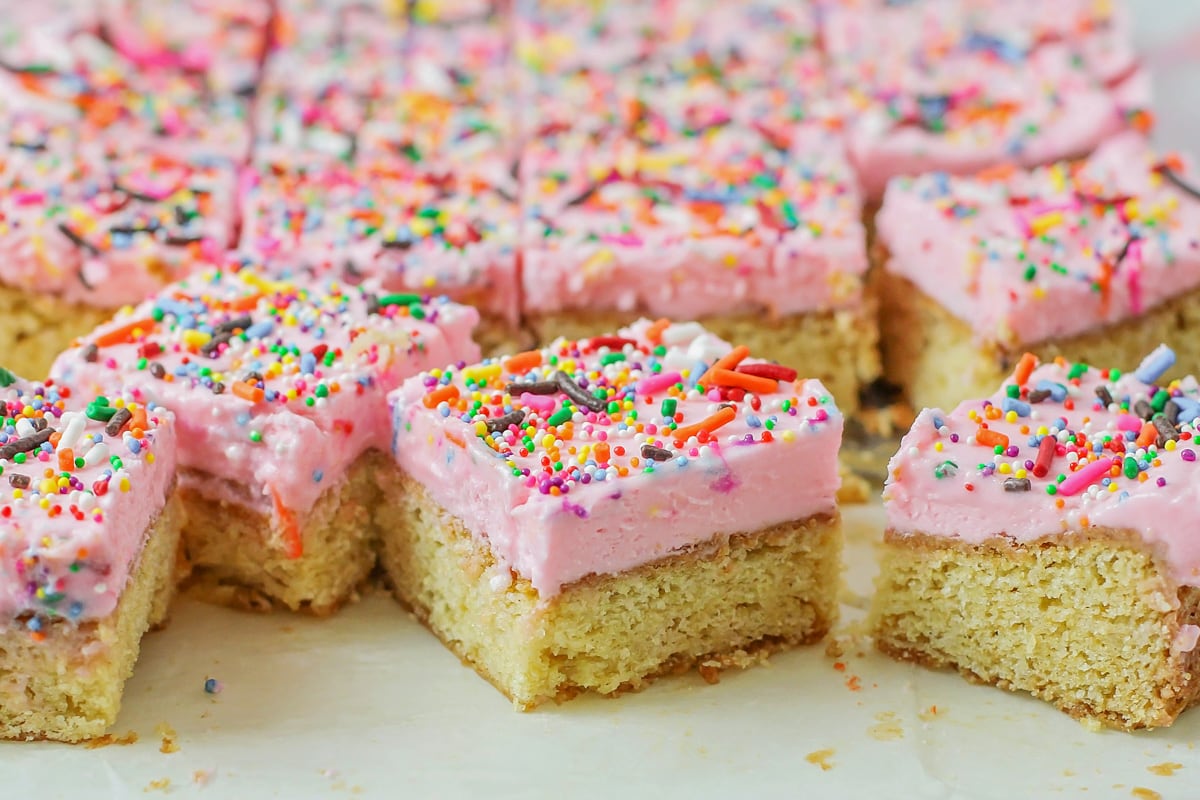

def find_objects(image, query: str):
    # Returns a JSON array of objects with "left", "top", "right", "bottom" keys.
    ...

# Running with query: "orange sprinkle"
[
  {"left": 94, "top": 318, "right": 156, "bottom": 348},
  {"left": 129, "top": 406, "right": 148, "bottom": 432},
  {"left": 976, "top": 162, "right": 1018, "bottom": 182},
  {"left": 422, "top": 385, "right": 460, "bottom": 409},
  {"left": 645, "top": 318, "right": 671, "bottom": 345},
  {"left": 1137, "top": 421, "right": 1157, "bottom": 449},
  {"left": 58, "top": 448, "right": 74, "bottom": 471},
  {"left": 700, "top": 345, "right": 750, "bottom": 385},
  {"left": 226, "top": 293, "right": 264, "bottom": 312},
  {"left": 1013, "top": 352, "right": 1038, "bottom": 386},
  {"left": 975, "top": 428, "right": 1009, "bottom": 449},
  {"left": 673, "top": 406, "right": 737, "bottom": 443},
  {"left": 271, "top": 488, "right": 302, "bottom": 559},
  {"left": 708, "top": 368, "right": 777, "bottom": 395},
  {"left": 594, "top": 441, "right": 611, "bottom": 463},
  {"left": 444, "top": 430, "right": 465, "bottom": 448},
  {"left": 232, "top": 382, "right": 265, "bottom": 404},
  {"left": 503, "top": 350, "right": 542, "bottom": 375}
]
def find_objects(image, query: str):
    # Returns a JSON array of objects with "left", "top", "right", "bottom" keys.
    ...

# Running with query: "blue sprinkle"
[
  {"left": 68, "top": 601, "right": 83, "bottom": 620},
  {"left": 1134, "top": 344, "right": 1176, "bottom": 385},
  {"left": 932, "top": 415, "right": 944, "bottom": 429},
  {"left": 1000, "top": 397, "right": 1030, "bottom": 417},
  {"left": 300, "top": 353, "right": 317, "bottom": 374},
  {"left": 204, "top": 677, "right": 221, "bottom": 694},
  {"left": 746, "top": 414, "right": 762, "bottom": 428},
  {"left": 1036, "top": 380, "right": 1067, "bottom": 402},
  {"left": 1173, "top": 397, "right": 1200, "bottom": 423},
  {"left": 313, "top": 470, "right": 324, "bottom": 483},
  {"left": 244, "top": 320, "right": 275, "bottom": 339}
]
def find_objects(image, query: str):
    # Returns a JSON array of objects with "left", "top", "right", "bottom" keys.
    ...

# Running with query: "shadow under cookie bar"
[
  {"left": 870, "top": 529, "right": 1200, "bottom": 730},
  {"left": 0, "top": 495, "right": 184, "bottom": 742},
  {"left": 877, "top": 269, "right": 1200, "bottom": 413},
  {"left": 177, "top": 453, "right": 382, "bottom": 615},
  {"left": 377, "top": 473, "right": 842, "bottom": 710}
]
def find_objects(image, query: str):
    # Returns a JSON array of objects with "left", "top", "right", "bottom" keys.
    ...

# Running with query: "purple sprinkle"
[
  {"left": 1005, "top": 445, "right": 1019, "bottom": 457},
  {"left": 950, "top": 433, "right": 960, "bottom": 443},
  {"left": 1183, "top": 449, "right": 1197, "bottom": 462},
  {"left": 1157, "top": 477, "right": 1167, "bottom": 487}
]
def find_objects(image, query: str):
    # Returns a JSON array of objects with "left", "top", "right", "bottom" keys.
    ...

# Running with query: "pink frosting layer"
[
  {"left": 885, "top": 346, "right": 1200, "bottom": 588},
  {"left": 240, "top": 160, "right": 520, "bottom": 323},
  {"left": 877, "top": 134, "right": 1200, "bottom": 347},
  {"left": 521, "top": 126, "right": 866, "bottom": 318},
  {"left": 390, "top": 319, "right": 842, "bottom": 598},
  {"left": 0, "top": 134, "right": 238, "bottom": 308},
  {"left": 824, "top": 0, "right": 1149, "bottom": 198},
  {"left": 50, "top": 263, "right": 479, "bottom": 532},
  {"left": 0, "top": 377, "right": 177, "bottom": 625}
]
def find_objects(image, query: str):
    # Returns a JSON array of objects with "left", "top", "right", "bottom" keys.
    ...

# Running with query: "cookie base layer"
[
  {"left": 179, "top": 453, "right": 381, "bottom": 615},
  {"left": 0, "top": 284, "right": 113, "bottom": 380},
  {"left": 870, "top": 529, "right": 1200, "bottom": 730},
  {"left": 876, "top": 266, "right": 1200, "bottom": 413},
  {"left": 526, "top": 307, "right": 880, "bottom": 414},
  {"left": 0, "top": 494, "right": 185, "bottom": 742},
  {"left": 376, "top": 471, "right": 842, "bottom": 710},
  {"left": 476, "top": 312, "right": 533, "bottom": 359}
]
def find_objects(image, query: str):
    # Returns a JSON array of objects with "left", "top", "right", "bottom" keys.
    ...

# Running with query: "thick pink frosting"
[
  {"left": 885, "top": 347, "right": 1200, "bottom": 588},
  {"left": 0, "top": 135, "right": 238, "bottom": 309},
  {"left": 0, "top": 378, "right": 177, "bottom": 626},
  {"left": 520, "top": 126, "right": 866, "bottom": 319},
  {"left": 824, "top": 0, "right": 1150, "bottom": 198},
  {"left": 50, "top": 263, "right": 479, "bottom": 530},
  {"left": 240, "top": 160, "right": 520, "bottom": 324},
  {"left": 877, "top": 134, "right": 1200, "bottom": 347},
  {"left": 390, "top": 319, "right": 842, "bottom": 598}
]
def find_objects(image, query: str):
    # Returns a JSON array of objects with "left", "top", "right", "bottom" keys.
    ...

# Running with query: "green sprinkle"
[
  {"left": 86, "top": 404, "right": 117, "bottom": 421},
  {"left": 13, "top": 453, "right": 25, "bottom": 464},
  {"left": 1067, "top": 363, "right": 1089, "bottom": 380},
  {"left": 548, "top": 407, "right": 572, "bottom": 426},
  {"left": 249, "top": 430, "right": 263, "bottom": 443},
  {"left": 0, "top": 367, "right": 16, "bottom": 387},
  {"left": 599, "top": 352, "right": 626, "bottom": 366},
  {"left": 315, "top": 384, "right": 329, "bottom": 398},
  {"left": 74, "top": 458, "right": 85, "bottom": 469},
  {"left": 661, "top": 398, "right": 677, "bottom": 417},
  {"left": 1151, "top": 389, "right": 1169, "bottom": 412},
  {"left": 1006, "top": 385, "right": 1020, "bottom": 398},
  {"left": 378, "top": 293, "right": 421, "bottom": 307},
  {"left": 1123, "top": 456, "right": 1139, "bottom": 479},
  {"left": 607, "top": 401, "right": 620, "bottom": 414},
  {"left": 1022, "top": 265, "right": 1037, "bottom": 282},
  {"left": 1046, "top": 484, "right": 1058, "bottom": 495}
]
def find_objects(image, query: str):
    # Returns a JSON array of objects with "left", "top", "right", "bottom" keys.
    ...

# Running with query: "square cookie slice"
[
  {"left": 0, "top": 372, "right": 183, "bottom": 741},
  {"left": 378, "top": 319, "right": 843, "bottom": 708},
  {"left": 51, "top": 262, "right": 480, "bottom": 613},
  {"left": 875, "top": 346, "right": 1200, "bottom": 729},
  {"left": 876, "top": 134, "right": 1200, "bottom": 413}
]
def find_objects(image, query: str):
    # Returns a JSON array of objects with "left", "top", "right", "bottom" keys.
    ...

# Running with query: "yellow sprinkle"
[
  {"left": 1165, "top": 439, "right": 1177, "bottom": 451},
  {"left": 1016, "top": 468, "right": 1028, "bottom": 479},
  {"left": 119, "top": 478, "right": 131, "bottom": 493},
  {"left": 781, "top": 430, "right": 796, "bottom": 443},
  {"left": 1005, "top": 411, "right": 1018, "bottom": 423},
  {"left": 146, "top": 453, "right": 155, "bottom": 464},
  {"left": 462, "top": 364, "right": 501, "bottom": 382},
  {"left": 182, "top": 330, "right": 212, "bottom": 348},
  {"left": 1037, "top": 426, "right": 1049, "bottom": 436},
  {"left": 998, "top": 463, "right": 1012, "bottom": 474},
  {"left": 934, "top": 441, "right": 944, "bottom": 452}
]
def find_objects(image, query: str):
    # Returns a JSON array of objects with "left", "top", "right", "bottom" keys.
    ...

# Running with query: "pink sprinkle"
[
  {"left": 1116, "top": 414, "right": 1142, "bottom": 432},
  {"left": 519, "top": 393, "right": 556, "bottom": 415},
  {"left": 635, "top": 371, "right": 681, "bottom": 396},
  {"left": 1057, "top": 457, "right": 1117, "bottom": 496}
]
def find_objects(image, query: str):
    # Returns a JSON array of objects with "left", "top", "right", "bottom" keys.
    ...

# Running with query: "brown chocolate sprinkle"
[
  {"left": 56, "top": 222, "right": 101, "bottom": 255},
  {"left": 81, "top": 343, "right": 99, "bottom": 363},
  {"left": 1028, "top": 389, "right": 1051, "bottom": 403},
  {"left": 553, "top": 371, "right": 607, "bottom": 412},
  {"left": 0, "top": 428, "right": 53, "bottom": 460},
  {"left": 214, "top": 315, "right": 252, "bottom": 335},
  {"left": 1094, "top": 386, "right": 1114, "bottom": 407},
  {"left": 506, "top": 380, "right": 558, "bottom": 396},
  {"left": 149, "top": 362, "right": 167, "bottom": 379},
  {"left": 1003, "top": 477, "right": 1031, "bottom": 492},
  {"left": 485, "top": 410, "right": 526, "bottom": 434},
  {"left": 1153, "top": 415, "right": 1180, "bottom": 445},
  {"left": 105, "top": 408, "right": 133, "bottom": 437},
  {"left": 200, "top": 331, "right": 232, "bottom": 355},
  {"left": 1135, "top": 399, "right": 1154, "bottom": 420},
  {"left": 640, "top": 444, "right": 673, "bottom": 462},
  {"left": 7, "top": 473, "right": 30, "bottom": 489},
  {"left": 1165, "top": 400, "right": 1182, "bottom": 425}
]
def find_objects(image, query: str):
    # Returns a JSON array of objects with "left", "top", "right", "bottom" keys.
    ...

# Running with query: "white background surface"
[{"left": 4, "top": 3, "right": 1200, "bottom": 798}]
